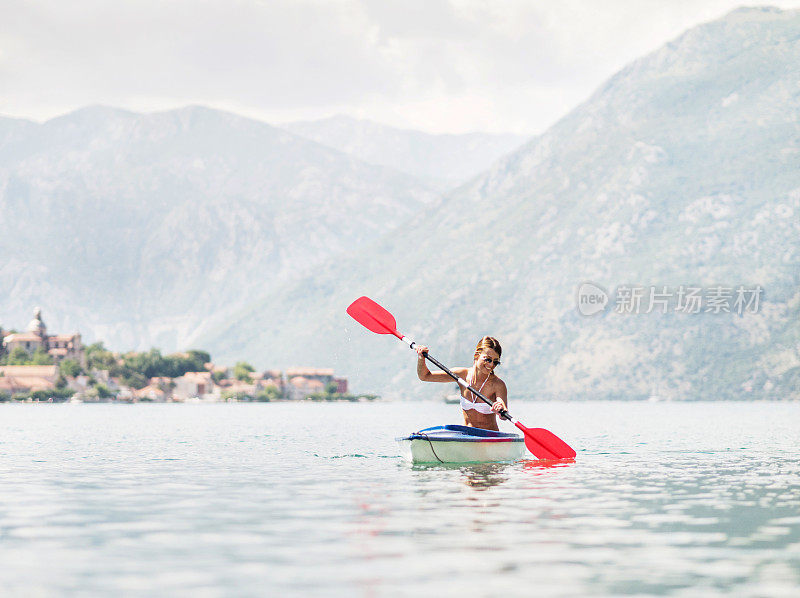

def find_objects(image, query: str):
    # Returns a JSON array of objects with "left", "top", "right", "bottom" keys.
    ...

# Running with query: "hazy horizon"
[{"left": 3, "top": 1, "right": 800, "bottom": 135}]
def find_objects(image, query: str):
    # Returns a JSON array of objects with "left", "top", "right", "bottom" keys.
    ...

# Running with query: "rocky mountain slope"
[
  {"left": 284, "top": 115, "right": 527, "bottom": 190},
  {"left": 0, "top": 106, "right": 439, "bottom": 349},
  {"left": 204, "top": 7, "right": 800, "bottom": 400}
]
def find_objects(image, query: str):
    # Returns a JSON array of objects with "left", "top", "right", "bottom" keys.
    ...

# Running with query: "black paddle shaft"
[{"left": 414, "top": 346, "right": 511, "bottom": 421}]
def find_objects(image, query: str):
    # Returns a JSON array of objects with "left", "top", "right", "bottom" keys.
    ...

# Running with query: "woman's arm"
[
  {"left": 491, "top": 379, "right": 508, "bottom": 413},
  {"left": 415, "top": 345, "right": 465, "bottom": 382}
]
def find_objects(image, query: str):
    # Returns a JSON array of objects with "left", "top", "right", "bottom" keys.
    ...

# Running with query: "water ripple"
[{"left": 0, "top": 402, "right": 799, "bottom": 597}]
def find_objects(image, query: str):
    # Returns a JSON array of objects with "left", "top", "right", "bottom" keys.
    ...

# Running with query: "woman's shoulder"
[
  {"left": 452, "top": 367, "right": 470, "bottom": 377},
  {"left": 491, "top": 374, "right": 507, "bottom": 389}
]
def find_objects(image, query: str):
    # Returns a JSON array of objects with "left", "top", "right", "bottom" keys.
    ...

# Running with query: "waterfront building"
[
  {"left": 0, "top": 365, "right": 58, "bottom": 394},
  {"left": 217, "top": 378, "right": 259, "bottom": 399},
  {"left": 287, "top": 376, "right": 326, "bottom": 400},
  {"left": 173, "top": 371, "right": 219, "bottom": 402},
  {"left": 286, "top": 368, "right": 335, "bottom": 385},
  {"left": 286, "top": 368, "right": 332, "bottom": 400},
  {"left": 123, "top": 377, "right": 173, "bottom": 402},
  {"left": 1, "top": 308, "right": 85, "bottom": 365},
  {"left": 261, "top": 369, "right": 285, "bottom": 391},
  {"left": 285, "top": 367, "right": 348, "bottom": 399}
]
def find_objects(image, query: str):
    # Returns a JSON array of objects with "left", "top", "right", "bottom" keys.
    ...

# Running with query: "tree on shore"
[
  {"left": 257, "top": 386, "right": 282, "bottom": 401},
  {"left": 234, "top": 361, "right": 255, "bottom": 382},
  {"left": 59, "top": 359, "right": 83, "bottom": 378},
  {"left": 0, "top": 346, "right": 52, "bottom": 365},
  {"left": 88, "top": 384, "right": 113, "bottom": 399},
  {"left": 30, "top": 349, "right": 54, "bottom": 365},
  {"left": 0, "top": 347, "right": 31, "bottom": 365},
  {"left": 86, "top": 342, "right": 117, "bottom": 370},
  {"left": 82, "top": 345, "right": 215, "bottom": 389}
]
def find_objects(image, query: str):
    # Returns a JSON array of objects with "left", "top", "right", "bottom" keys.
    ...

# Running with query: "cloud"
[{"left": 2, "top": 0, "right": 799, "bottom": 133}]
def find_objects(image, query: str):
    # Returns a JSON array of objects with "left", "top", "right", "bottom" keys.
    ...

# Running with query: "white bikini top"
[{"left": 460, "top": 368, "right": 494, "bottom": 415}]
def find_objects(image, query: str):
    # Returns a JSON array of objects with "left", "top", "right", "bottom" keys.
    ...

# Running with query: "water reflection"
[
  {"left": 459, "top": 463, "right": 510, "bottom": 490},
  {"left": 407, "top": 458, "right": 577, "bottom": 490},
  {"left": 3, "top": 402, "right": 800, "bottom": 597},
  {"left": 522, "top": 458, "right": 576, "bottom": 473},
  {"left": 407, "top": 462, "right": 510, "bottom": 488}
]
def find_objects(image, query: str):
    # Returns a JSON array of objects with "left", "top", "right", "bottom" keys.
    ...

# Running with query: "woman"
[{"left": 415, "top": 336, "right": 508, "bottom": 431}]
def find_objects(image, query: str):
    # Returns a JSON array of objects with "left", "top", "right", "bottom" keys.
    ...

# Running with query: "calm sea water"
[{"left": 0, "top": 401, "right": 798, "bottom": 597}]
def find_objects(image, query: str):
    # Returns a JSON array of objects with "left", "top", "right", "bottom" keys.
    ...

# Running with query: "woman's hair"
[{"left": 473, "top": 336, "right": 502, "bottom": 359}]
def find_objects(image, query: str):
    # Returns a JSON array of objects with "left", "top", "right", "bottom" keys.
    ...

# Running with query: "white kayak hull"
[{"left": 396, "top": 425, "right": 526, "bottom": 464}]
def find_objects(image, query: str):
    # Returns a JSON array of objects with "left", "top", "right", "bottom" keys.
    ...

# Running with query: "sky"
[{"left": 2, "top": 0, "right": 799, "bottom": 135}]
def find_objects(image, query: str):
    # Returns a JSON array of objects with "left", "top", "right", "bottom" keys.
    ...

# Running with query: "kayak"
[{"left": 396, "top": 424, "right": 526, "bottom": 464}]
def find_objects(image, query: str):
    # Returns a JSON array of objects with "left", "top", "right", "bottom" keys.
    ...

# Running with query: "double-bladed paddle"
[{"left": 346, "top": 296, "right": 576, "bottom": 460}]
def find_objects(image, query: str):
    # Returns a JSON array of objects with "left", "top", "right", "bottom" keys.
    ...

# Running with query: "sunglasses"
[{"left": 480, "top": 355, "right": 501, "bottom": 366}]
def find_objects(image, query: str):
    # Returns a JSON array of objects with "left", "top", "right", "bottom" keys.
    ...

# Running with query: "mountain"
[
  {"left": 0, "top": 106, "right": 439, "bottom": 350},
  {"left": 283, "top": 116, "right": 528, "bottom": 190},
  {"left": 202, "top": 7, "right": 800, "bottom": 400}
]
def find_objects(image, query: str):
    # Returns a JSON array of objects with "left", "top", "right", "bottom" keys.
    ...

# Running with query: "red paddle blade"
[
  {"left": 346, "top": 296, "right": 401, "bottom": 337},
  {"left": 515, "top": 422, "right": 577, "bottom": 460}
]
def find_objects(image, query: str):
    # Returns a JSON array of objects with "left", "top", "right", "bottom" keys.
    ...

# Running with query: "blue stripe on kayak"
[
  {"left": 403, "top": 436, "right": 522, "bottom": 443},
  {"left": 396, "top": 424, "right": 523, "bottom": 442}
]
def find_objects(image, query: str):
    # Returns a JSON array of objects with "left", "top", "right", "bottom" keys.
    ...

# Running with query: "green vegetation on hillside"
[
  {"left": 85, "top": 344, "right": 211, "bottom": 389},
  {"left": 234, "top": 361, "right": 255, "bottom": 382},
  {"left": 0, "top": 347, "right": 54, "bottom": 366}
]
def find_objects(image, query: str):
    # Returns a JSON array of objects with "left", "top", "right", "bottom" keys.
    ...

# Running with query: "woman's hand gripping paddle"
[{"left": 346, "top": 296, "right": 576, "bottom": 460}]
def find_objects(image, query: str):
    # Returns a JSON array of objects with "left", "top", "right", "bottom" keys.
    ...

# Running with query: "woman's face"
[{"left": 474, "top": 348, "right": 501, "bottom": 375}]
